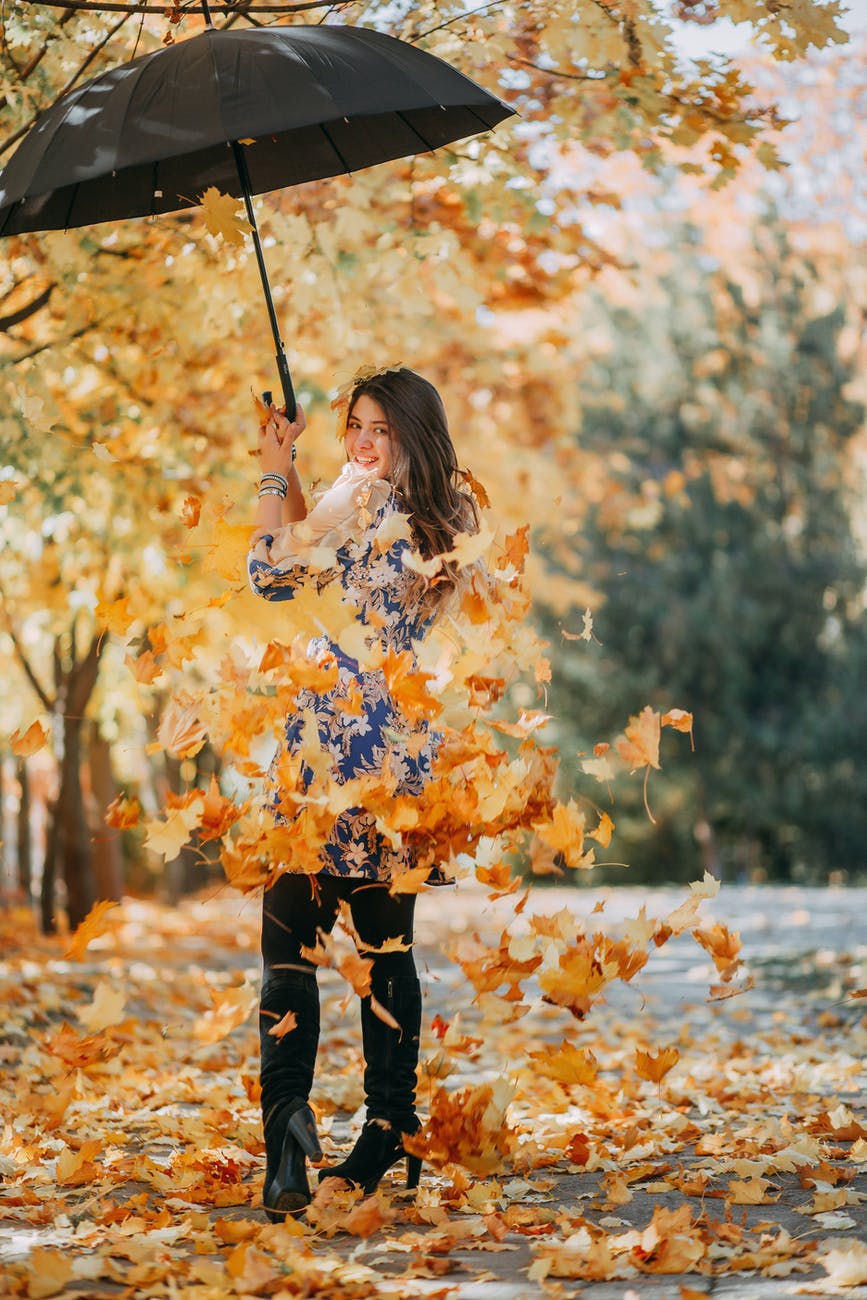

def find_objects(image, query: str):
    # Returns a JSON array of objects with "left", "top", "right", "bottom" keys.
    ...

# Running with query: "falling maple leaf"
[
  {"left": 265, "top": 1009, "right": 297, "bottom": 1040},
  {"left": 181, "top": 495, "right": 202, "bottom": 528},
  {"left": 635, "top": 1045, "right": 680, "bottom": 1083},
  {"left": 193, "top": 980, "right": 257, "bottom": 1044},
  {"left": 10, "top": 719, "right": 48, "bottom": 757},
  {"left": 200, "top": 186, "right": 253, "bottom": 245},
  {"left": 144, "top": 802, "right": 202, "bottom": 860},
  {"left": 691, "top": 921, "right": 743, "bottom": 982},
  {"left": 459, "top": 466, "right": 491, "bottom": 508},
  {"left": 77, "top": 980, "right": 126, "bottom": 1032},
  {"left": 532, "top": 800, "right": 590, "bottom": 868},
  {"left": 616, "top": 705, "right": 661, "bottom": 771},
  {"left": 154, "top": 700, "right": 208, "bottom": 759},
  {"left": 65, "top": 899, "right": 119, "bottom": 960}
]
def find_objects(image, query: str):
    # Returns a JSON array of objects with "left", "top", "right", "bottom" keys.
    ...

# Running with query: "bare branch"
[
  {"left": 3, "top": 312, "right": 112, "bottom": 364},
  {"left": 0, "top": 582, "right": 56, "bottom": 712},
  {"left": 20, "top": 0, "right": 336, "bottom": 12},
  {"left": 0, "top": 11, "right": 132, "bottom": 157},
  {"left": 411, "top": 0, "right": 509, "bottom": 43},
  {"left": 511, "top": 57, "right": 606, "bottom": 83},
  {"left": 0, "top": 283, "right": 54, "bottom": 331}
]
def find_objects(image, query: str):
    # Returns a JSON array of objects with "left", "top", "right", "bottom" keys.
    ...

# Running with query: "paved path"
[{"left": 1, "top": 883, "right": 865, "bottom": 1299}]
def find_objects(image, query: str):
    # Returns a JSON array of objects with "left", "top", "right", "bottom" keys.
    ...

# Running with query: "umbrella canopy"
[
  {"left": 0, "top": 24, "right": 513, "bottom": 234},
  {"left": 0, "top": 22, "right": 513, "bottom": 413}
]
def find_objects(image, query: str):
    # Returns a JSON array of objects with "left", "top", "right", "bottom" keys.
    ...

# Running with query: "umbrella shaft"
[{"left": 231, "top": 141, "right": 296, "bottom": 420}]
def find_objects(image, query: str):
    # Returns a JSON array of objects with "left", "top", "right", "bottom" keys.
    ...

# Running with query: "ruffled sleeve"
[{"left": 247, "top": 464, "right": 393, "bottom": 601}]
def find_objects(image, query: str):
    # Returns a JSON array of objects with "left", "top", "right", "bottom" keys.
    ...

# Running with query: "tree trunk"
[
  {"left": 16, "top": 758, "right": 32, "bottom": 899},
  {"left": 41, "top": 630, "right": 106, "bottom": 932},
  {"left": 41, "top": 800, "right": 58, "bottom": 934},
  {"left": 57, "top": 712, "right": 95, "bottom": 930},
  {"left": 87, "top": 722, "right": 124, "bottom": 903}
]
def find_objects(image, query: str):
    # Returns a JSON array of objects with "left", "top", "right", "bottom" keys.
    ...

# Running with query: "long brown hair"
[{"left": 348, "top": 368, "right": 479, "bottom": 611}]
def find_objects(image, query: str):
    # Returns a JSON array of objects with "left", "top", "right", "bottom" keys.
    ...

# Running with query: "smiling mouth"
[{"left": 354, "top": 455, "right": 378, "bottom": 467}]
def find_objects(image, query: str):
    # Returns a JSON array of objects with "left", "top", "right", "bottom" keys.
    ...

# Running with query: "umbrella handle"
[
  {"left": 275, "top": 348, "right": 297, "bottom": 422},
  {"left": 231, "top": 141, "right": 297, "bottom": 422}
]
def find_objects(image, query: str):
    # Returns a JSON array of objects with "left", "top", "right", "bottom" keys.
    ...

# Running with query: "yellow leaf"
[
  {"left": 588, "top": 811, "right": 613, "bottom": 847},
  {"left": 26, "top": 1248, "right": 73, "bottom": 1297},
  {"left": 91, "top": 440, "right": 118, "bottom": 463},
  {"left": 200, "top": 186, "right": 253, "bottom": 245},
  {"left": 402, "top": 548, "right": 442, "bottom": 579},
  {"left": 532, "top": 800, "right": 589, "bottom": 868},
  {"left": 0, "top": 479, "right": 20, "bottom": 504},
  {"left": 77, "top": 979, "right": 126, "bottom": 1032},
  {"left": 527, "top": 1042, "right": 598, "bottom": 1086},
  {"left": 55, "top": 1139, "right": 101, "bottom": 1187},
  {"left": 373, "top": 510, "right": 413, "bottom": 552},
  {"left": 616, "top": 705, "right": 661, "bottom": 771},
  {"left": 125, "top": 649, "right": 164, "bottom": 684},
  {"left": 95, "top": 593, "right": 137, "bottom": 637},
  {"left": 202, "top": 518, "right": 254, "bottom": 580},
  {"left": 144, "top": 802, "right": 202, "bottom": 860},
  {"left": 441, "top": 522, "right": 494, "bottom": 569},
  {"left": 194, "top": 981, "right": 257, "bottom": 1044},
  {"left": 156, "top": 700, "right": 208, "bottom": 759},
  {"left": 727, "top": 1176, "right": 776, "bottom": 1205}
]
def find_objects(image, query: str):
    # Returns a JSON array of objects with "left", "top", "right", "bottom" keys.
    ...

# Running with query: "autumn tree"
[
  {"left": 0, "top": 1, "right": 856, "bottom": 921},
  {"left": 543, "top": 228, "right": 867, "bottom": 882}
]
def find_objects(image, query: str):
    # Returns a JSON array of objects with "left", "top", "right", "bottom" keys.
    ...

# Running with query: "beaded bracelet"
[{"left": 260, "top": 472, "right": 289, "bottom": 491}]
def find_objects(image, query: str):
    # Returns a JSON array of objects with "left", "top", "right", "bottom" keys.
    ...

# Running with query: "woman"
[{"left": 247, "top": 367, "right": 479, "bottom": 1219}]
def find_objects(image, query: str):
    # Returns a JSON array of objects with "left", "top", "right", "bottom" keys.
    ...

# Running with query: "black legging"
[{"left": 261, "top": 872, "right": 417, "bottom": 984}]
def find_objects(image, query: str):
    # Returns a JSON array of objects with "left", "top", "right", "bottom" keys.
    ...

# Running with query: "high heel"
[
  {"left": 318, "top": 1118, "right": 421, "bottom": 1196},
  {"left": 263, "top": 1099, "right": 321, "bottom": 1220},
  {"left": 405, "top": 1152, "right": 422, "bottom": 1190}
]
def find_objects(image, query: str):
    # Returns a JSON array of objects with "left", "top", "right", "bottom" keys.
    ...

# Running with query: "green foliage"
[{"left": 542, "top": 230, "right": 867, "bottom": 884}]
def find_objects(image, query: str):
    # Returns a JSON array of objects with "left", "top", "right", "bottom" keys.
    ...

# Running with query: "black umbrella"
[{"left": 0, "top": 9, "right": 513, "bottom": 415}]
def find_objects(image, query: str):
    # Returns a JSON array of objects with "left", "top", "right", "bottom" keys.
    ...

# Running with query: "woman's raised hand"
[{"left": 258, "top": 403, "right": 306, "bottom": 476}]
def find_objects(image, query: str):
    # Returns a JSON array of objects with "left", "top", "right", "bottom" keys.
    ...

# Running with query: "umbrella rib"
[
  {"left": 395, "top": 110, "right": 435, "bottom": 154},
  {"left": 63, "top": 182, "right": 81, "bottom": 230},
  {"left": 318, "top": 123, "right": 351, "bottom": 175},
  {"left": 465, "top": 104, "right": 504, "bottom": 132}
]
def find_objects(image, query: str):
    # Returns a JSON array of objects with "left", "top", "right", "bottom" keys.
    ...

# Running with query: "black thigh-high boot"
[
  {"left": 259, "top": 969, "right": 322, "bottom": 1218},
  {"left": 320, "top": 968, "right": 422, "bottom": 1194}
]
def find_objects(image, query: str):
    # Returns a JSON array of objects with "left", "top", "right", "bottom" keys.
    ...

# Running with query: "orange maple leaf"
[
  {"left": 104, "top": 794, "right": 142, "bottom": 830},
  {"left": 181, "top": 495, "right": 202, "bottom": 528},
  {"left": 634, "top": 1045, "right": 680, "bottom": 1083},
  {"left": 65, "top": 900, "right": 119, "bottom": 959},
  {"left": 10, "top": 719, "right": 48, "bottom": 757}
]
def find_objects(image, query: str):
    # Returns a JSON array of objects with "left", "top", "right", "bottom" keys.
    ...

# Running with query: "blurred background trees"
[{"left": 539, "top": 227, "right": 867, "bottom": 883}]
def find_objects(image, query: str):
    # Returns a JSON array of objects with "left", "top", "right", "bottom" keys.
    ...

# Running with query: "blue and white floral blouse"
[{"left": 247, "top": 468, "right": 446, "bottom": 883}]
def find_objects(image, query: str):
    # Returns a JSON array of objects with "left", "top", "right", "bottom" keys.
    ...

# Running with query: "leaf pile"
[{"left": 1, "top": 884, "right": 866, "bottom": 1296}]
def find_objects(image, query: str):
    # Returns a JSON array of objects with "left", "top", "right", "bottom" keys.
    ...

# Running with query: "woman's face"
[{"left": 345, "top": 393, "right": 392, "bottom": 479}]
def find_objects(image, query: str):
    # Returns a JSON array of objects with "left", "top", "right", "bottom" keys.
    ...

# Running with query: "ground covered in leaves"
[{"left": 1, "top": 882, "right": 866, "bottom": 1299}]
